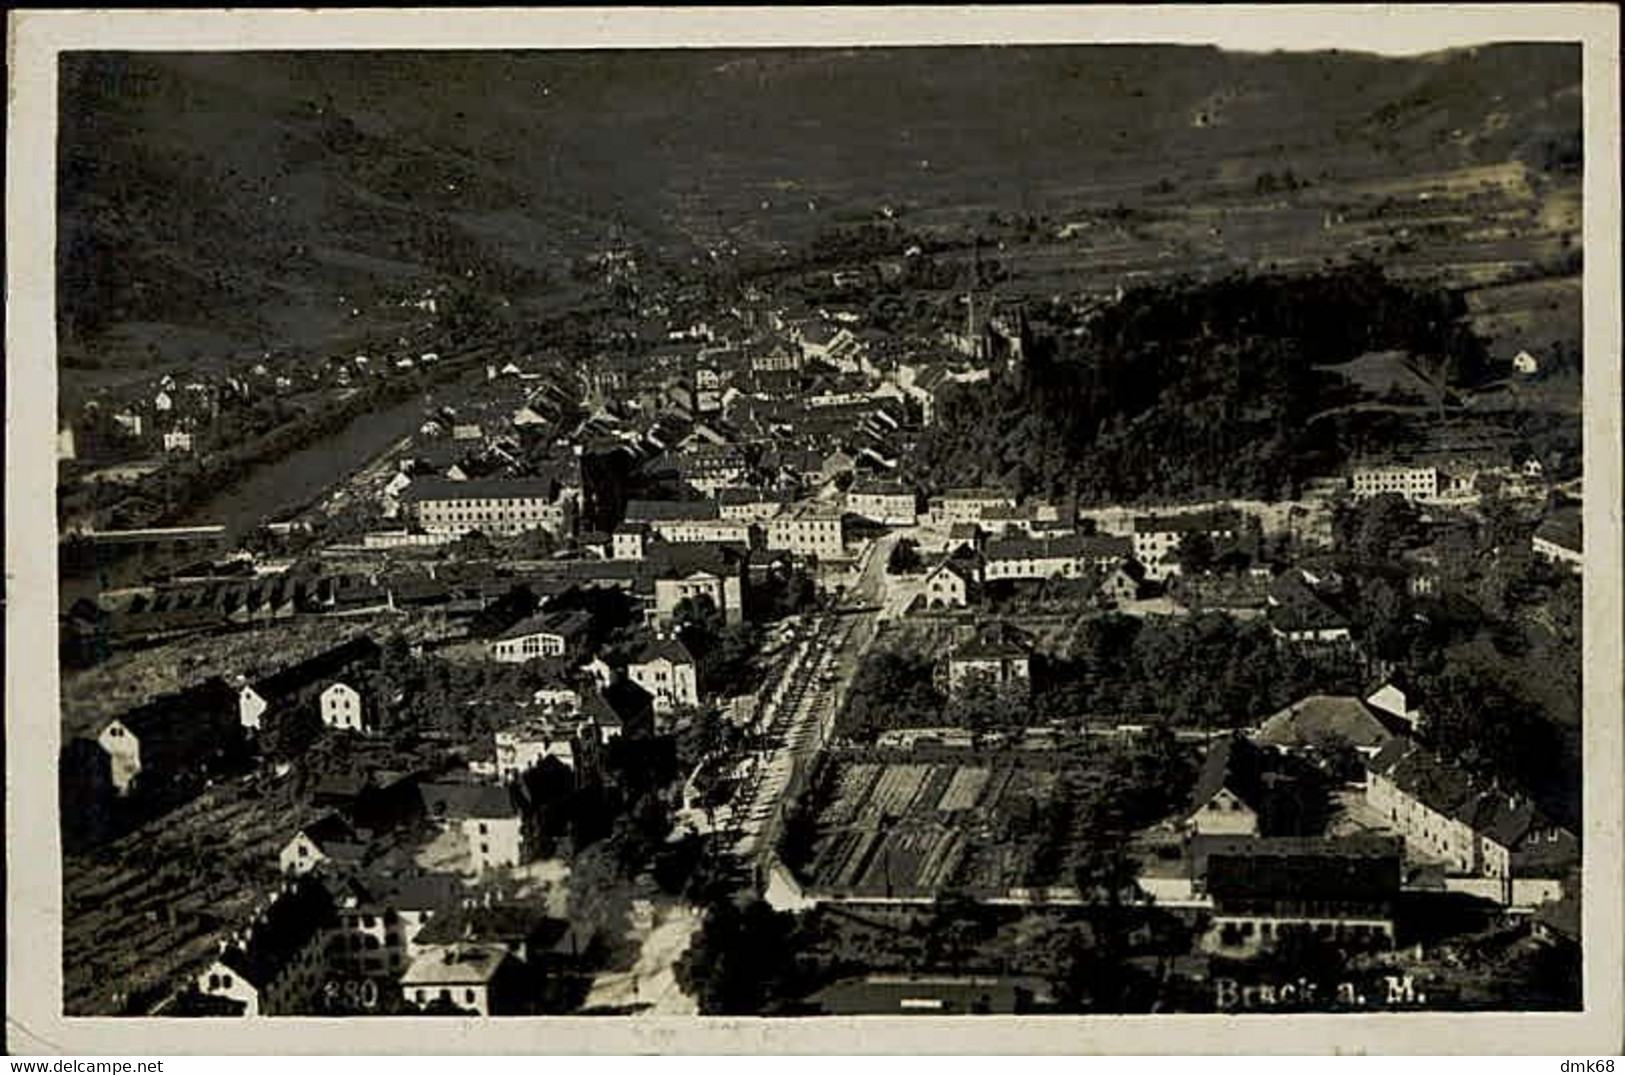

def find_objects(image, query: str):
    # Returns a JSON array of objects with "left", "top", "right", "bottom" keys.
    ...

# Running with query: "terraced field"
[
  {"left": 802, "top": 756, "right": 1085, "bottom": 899},
  {"left": 62, "top": 776, "right": 317, "bottom": 1014}
]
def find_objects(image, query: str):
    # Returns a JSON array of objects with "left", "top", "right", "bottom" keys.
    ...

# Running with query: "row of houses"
[
  {"left": 195, "top": 872, "right": 586, "bottom": 1017},
  {"left": 1366, "top": 737, "right": 1578, "bottom": 905},
  {"left": 1186, "top": 697, "right": 1576, "bottom": 912}
]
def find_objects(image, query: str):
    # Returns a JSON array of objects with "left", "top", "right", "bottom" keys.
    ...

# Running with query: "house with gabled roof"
[
  {"left": 943, "top": 622, "right": 1032, "bottom": 698},
  {"left": 328, "top": 870, "right": 461, "bottom": 981},
  {"left": 238, "top": 636, "right": 382, "bottom": 732},
  {"left": 1266, "top": 570, "right": 1353, "bottom": 646},
  {"left": 418, "top": 781, "right": 535, "bottom": 873},
  {"left": 627, "top": 634, "right": 700, "bottom": 715},
  {"left": 581, "top": 679, "right": 655, "bottom": 743},
  {"left": 1252, "top": 694, "right": 1402, "bottom": 758},
  {"left": 924, "top": 558, "right": 980, "bottom": 609},
  {"left": 279, "top": 812, "right": 369, "bottom": 876},
  {"left": 195, "top": 878, "right": 336, "bottom": 1017},
  {"left": 96, "top": 677, "right": 241, "bottom": 797},
  {"left": 647, "top": 542, "right": 750, "bottom": 625},
  {"left": 1187, "top": 735, "right": 1322, "bottom": 838},
  {"left": 400, "top": 943, "right": 518, "bottom": 1016}
]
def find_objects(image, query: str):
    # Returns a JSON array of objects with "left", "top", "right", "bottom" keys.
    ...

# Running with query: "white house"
[
  {"left": 419, "top": 782, "right": 532, "bottom": 872},
  {"left": 320, "top": 682, "right": 367, "bottom": 732},
  {"left": 627, "top": 637, "right": 700, "bottom": 715},
  {"left": 767, "top": 504, "right": 846, "bottom": 560},
  {"left": 612, "top": 523, "right": 650, "bottom": 561},
  {"left": 494, "top": 715, "right": 591, "bottom": 781},
  {"left": 195, "top": 881, "right": 334, "bottom": 1016},
  {"left": 278, "top": 813, "right": 365, "bottom": 876},
  {"left": 923, "top": 559, "right": 978, "bottom": 609},
  {"left": 1186, "top": 738, "right": 1267, "bottom": 837},
  {"left": 400, "top": 943, "right": 512, "bottom": 1016}
]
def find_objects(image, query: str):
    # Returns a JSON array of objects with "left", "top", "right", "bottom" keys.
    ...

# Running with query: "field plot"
[
  {"left": 62, "top": 777, "right": 318, "bottom": 1014},
  {"left": 800, "top": 756, "right": 1081, "bottom": 900}
]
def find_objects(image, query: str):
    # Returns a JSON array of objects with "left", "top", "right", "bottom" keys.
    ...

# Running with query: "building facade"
[{"left": 410, "top": 478, "right": 573, "bottom": 538}]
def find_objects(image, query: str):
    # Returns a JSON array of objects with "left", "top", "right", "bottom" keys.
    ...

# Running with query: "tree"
[
  {"left": 887, "top": 539, "right": 923, "bottom": 575},
  {"left": 1175, "top": 532, "right": 1217, "bottom": 575},
  {"left": 260, "top": 704, "right": 323, "bottom": 764},
  {"left": 1339, "top": 493, "right": 1422, "bottom": 564},
  {"left": 447, "top": 529, "right": 496, "bottom": 561},
  {"left": 944, "top": 672, "right": 1030, "bottom": 735},
  {"left": 675, "top": 899, "right": 808, "bottom": 1014}
]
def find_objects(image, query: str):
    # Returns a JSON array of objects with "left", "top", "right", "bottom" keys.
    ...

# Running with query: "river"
[{"left": 177, "top": 389, "right": 444, "bottom": 542}]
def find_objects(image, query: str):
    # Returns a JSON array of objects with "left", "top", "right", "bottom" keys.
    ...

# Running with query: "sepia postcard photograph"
[{"left": 6, "top": 5, "right": 1622, "bottom": 1056}]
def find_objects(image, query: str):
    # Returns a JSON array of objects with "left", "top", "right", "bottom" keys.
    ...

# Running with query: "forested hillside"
[{"left": 913, "top": 264, "right": 1494, "bottom": 502}]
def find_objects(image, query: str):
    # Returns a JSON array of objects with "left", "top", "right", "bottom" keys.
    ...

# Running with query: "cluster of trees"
[
  {"left": 835, "top": 651, "right": 945, "bottom": 739},
  {"left": 912, "top": 264, "right": 1493, "bottom": 503},
  {"left": 1051, "top": 612, "right": 1360, "bottom": 728},
  {"left": 675, "top": 898, "right": 822, "bottom": 1015},
  {"left": 672, "top": 596, "right": 764, "bottom": 699},
  {"left": 1324, "top": 491, "right": 1580, "bottom": 820}
]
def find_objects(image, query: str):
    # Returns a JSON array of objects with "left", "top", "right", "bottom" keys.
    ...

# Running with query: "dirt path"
[{"left": 582, "top": 903, "right": 702, "bottom": 1015}]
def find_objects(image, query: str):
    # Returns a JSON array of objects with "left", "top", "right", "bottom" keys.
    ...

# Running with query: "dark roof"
[
  {"left": 411, "top": 903, "right": 568, "bottom": 950},
  {"left": 495, "top": 609, "right": 592, "bottom": 643},
  {"left": 1534, "top": 510, "right": 1582, "bottom": 553},
  {"left": 717, "top": 486, "right": 782, "bottom": 506},
  {"left": 1205, "top": 837, "right": 1402, "bottom": 903},
  {"left": 985, "top": 533, "right": 1133, "bottom": 561},
  {"left": 1187, "top": 736, "right": 1322, "bottom": 836},
  {"left": 1267, "top": 575, "right": 1350, "bottom": 633},
  {"left": 253, "top": 636, "right": 380, "bottom": 702},
  {"left": 404, "top": 477, "right": 558, "bottom": 503},
  {"left": 337, "top": 871, "right": 463, "bottom": 916},
  {"left": 300, "top": 812, "right": 360, "bottom": 849},
  {"left": 623, "top": 498, "right": 720, "bottom": 523},
  {"left": 645, "top": 541, "right": 749, "bottom": 579},
  {"left": 1365, "top": 735, "right": 1414, "bottom": 778},
  {"left": 1253, "top": 695, "right": 1401, "bottom": 751},
  {"left": 632, "top": 636, "right": 696, "bottom": 666},
  {"left": 849, "top": 480, "right": 913, "bottom": 498},
  {"left": 217, "top": 879, "right": 336, "bottom": 990},
  {"left": 418, "top": 781, "right": 522, "bottom": 820},
  {"left": 1381, "top": 742, "right": 1477, "bottom": 823},
  {"left": 929, "top": 558, "right": 979, "bottom": 585},
  {"left": 1191, "top": 834, "right": 1402, "bottom": 878},
  {"left": 950, "top": 622, "right": 1032, "bottom": 662},
  {"left": 106, "top": 676, "right": 237, "bottom": 747},
  {"left": 1189, "top": 736, "right": 1269, "bottom": 816},
  {"left": 583, "top": 679, "right": 654, "bottom": 728}
]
